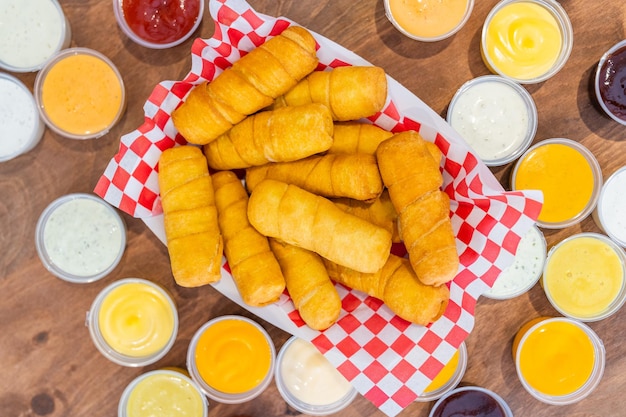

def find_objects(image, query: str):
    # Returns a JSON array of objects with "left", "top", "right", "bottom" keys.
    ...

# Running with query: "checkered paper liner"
[{"left": 95, "top": 0, "right": 543, "bottom": 415}]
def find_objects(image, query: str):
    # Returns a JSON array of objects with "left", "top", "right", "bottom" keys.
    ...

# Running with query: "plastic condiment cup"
[
  {"left": 383, "top": 0, "right": 474, "bottom": 42},
  {"left": 35, "top": 193, "right": 127, "bottom": 284},
  {"left": 595, "top": 40, "right": 626, "bottom": 126},
  {"left": 112, "top": 0, "right": 205, "bottom": 49},
  {"left": 0, "top": 0, "right": 72, "bottom": 73},
  {"left": 118, "top": 369, "right": 208, "bottom": 417},
  {"left": 481, "top": 0, "right": 573, "bottom": 84},
  {"left": 428, "top": 386, "right": 513, "bottom": 417},
  {"left": 510, "top": 138, "right": 603, "bottom": 229},
  {"left": 0, "top": 73, "right": 45, "bottom": 162},
  {"left": 447, "top": 75, "right": 538, "bottom": 166},
  {"left": 514, "top": 317, "right": 605, "bottom": 405},
  {"left": 483, "top": 225, "right": 547, "bottom": 300},
  {"left": 542, "top": 232, "right": 626, "bottom": 322},
  {"left": 86, "top": 278, "right": 179, "bottom": 367},
  {"left": 187, "top": 315, "right": 276, "bottom": 404},
  {"left": 274, "top": 336, "right": 358, "bottom": 415},
  {"left": 593, "top": 166, "right": 626, "bottom": 248},
  {"left": 34, "top": 47, "right": 126, "bottom": 140},
  {"left": 417, "top": 342, "right": 467, "bottom": 403}
]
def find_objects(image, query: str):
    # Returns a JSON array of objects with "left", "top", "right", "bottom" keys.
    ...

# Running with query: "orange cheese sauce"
[
  {"left": 387, "top": 0, "right": 470, "bottom": 39},
  {"left": 194, "top": 318, "right": 272, "bottom": 394},
  {"left": 514, "top": 143, "right": 594, "bottom": 224},
  {"left": 41, "top": 53, "right": 123, "bottom": 136},
  {"left": 424, "top": 349, "right": 460, "bottom": 393}
]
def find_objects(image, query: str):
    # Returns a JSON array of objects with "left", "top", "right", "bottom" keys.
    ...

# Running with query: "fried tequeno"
[
  {"left": 212, "top": 170, "right": 285, "bottom": 307},
  {"left": 327, "top": 121, "right": 393, "bottom": 154},
  {"left": 247, "top": 179, "right": 392, "bottom": 274},
  {"left": 269, "top": 239, "right": 341, "bottom": 330},
  {"left": 203, "top": 103, "right": 334, "bottom": 170},
  {"left": 245, "top": 152, "right": 383, "bottom": 201},
  {"left": 172, "top": 26, "right": 319, "bottom": 145},
  {"left": 159, "top": 146, "right": 223, "bottom": 287},
  {"left": 272, "top": 66, "right": 388, "bottom": 121},
  {"left": 376, "top": 131, "right": 459, "bottom": 286},
  {"left": 324, "top": 254, "right": 449, "bottom": 326}
]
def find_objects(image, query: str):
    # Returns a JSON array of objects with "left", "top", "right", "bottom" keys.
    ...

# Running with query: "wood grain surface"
[{"left": 1, "top": 1, "right": 625, "bottom": 416}]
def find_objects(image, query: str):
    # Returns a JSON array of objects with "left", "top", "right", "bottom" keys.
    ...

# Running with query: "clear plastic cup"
[
  {"left": 35, "top": 193, "right": 127, "bottom": 284},
  {"left": 112, "top": 0, "right": 205, "bottom": 49},
  {"left": 275, "top": 336, "right": 358, "bottom": 415},
  {"left": 0, "top": 0, "right": 72, "bottom": 73},
  {"left": 417, "top": 342, "right": 468, "bottom": 402},
  {"left": 34, "top": 47, "right": 126, "bottom": 140},
  {"left": 0, "top": 73, "right": 45, "bottom": 162},
  {"left": 514, "top": 317, "right": 605, "bottom": 405},
  {"left": 428, "top": 386, "right": 513, "bottom": 417},
  {"left": 86, "top": 278, "right": 179, "bottom": 367},
  {"left": 447, "top": 75, "right": 538, "bottom": 167},
  {"left": 542, "top": 232, "right": 626, "bottom": 322},
  {"left": 593, "top": 166, "right": 626, "bottom": 248},
  {"left": 511, "top": 138, "right": 603, "bottom": 229},
  {"left": 118, "top": 369, "right": 208, "bottom": 417},
  {"left": 481, "top": 0, "right": 573, "bottom": 84},
  {"left": 595, "top": 40, "right": 626, "bottom": 125},
  {"left": 187, "top": 315, "right": 276, "bottom": 404},
  {"left": 384, "top": 0, "right": 474, "bottom": 42}
]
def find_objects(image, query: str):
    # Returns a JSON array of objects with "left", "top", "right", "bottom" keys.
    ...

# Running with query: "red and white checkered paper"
[{"left": 95, "top": 0, "right": 543, "bottom": 415}]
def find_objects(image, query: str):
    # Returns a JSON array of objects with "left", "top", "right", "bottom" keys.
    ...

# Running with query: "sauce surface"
[
  {"left": 597, "top": 167, "right": 626, "bottom": 245},
  {"left": 431, "top": 388, "right": 507, "bottom": 417},
  {"left": 194, "top": 318, "right": 272, "bottom": 394},
  {"left": 517, "top": 320, "right": 595, "bottom": 396},
  {"left": 597, "top": 45, "right": 626, "bottom": 121},
  {"left": 121, "top": 0, "right": 201, "bottom": 45},
  {"left": 483, "top": 2, "right": 562, "bottom": 80},
  {"left": 98, "top": 281, "right": 176, "bottom": 357},
  {"left": 544, "top": 235, "right": 624, "bottom": 318},
  {"left": 514, "top": 143, "right": 594, "bottom": 224},
  {"left": 0, "top": 77, "right": 39, "bottom": 159},
  {"left": 387, "top": 0, "right": 469, "bottom": 39},
  {"left": 423, "top": 349, "right": 460, "bottom": 394},
  {"left": 41, "top": 52, "right": 123, "bottom": 136}
]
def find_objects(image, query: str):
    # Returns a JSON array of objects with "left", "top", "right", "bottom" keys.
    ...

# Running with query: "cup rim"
[
  {"left": 117, "top": 369, "right": 208, "bottom": 417},
  {"left": 86, "top": 277, "right": 179, "bottom": 367},
  {"left": 428, "top": 386, "right": 513, "bottom": 417},
  {"left": 383, "top": 0, "right": 475, "bottom": 42},
  {"left": 34, "top": 47, "right": 127, "bottom": 140},
  {"left": 446, "top": 74, "right": 538, "bottom": 166},
  {"left": 416, "top": 341, "right": 468, "bottom": 402},
  {"left": 481, "top": 0, "right": 573, "bottom": 84},
  {"left": 514, "top": 317, "right": 606, "bottom": 405},
  {"left": 595, "top": 165, "right": 626, "bottom": 247},
  {"left": 510, "top": 138, "right": 603, "bottom": 229},
  {"left": 112, "top": 0, "right": 205, "bottom": 49},
  {"left": 542, "top": 232, "right": 626, "bottom": 322},
  {"left": 186, "top": 315, "right": 276, "bottom": 404},
  {"left": 594, "top": 39, "right": 626, "bottom": 126}
]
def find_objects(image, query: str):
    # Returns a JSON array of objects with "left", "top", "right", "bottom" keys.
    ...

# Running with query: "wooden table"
[{"left": 1, "top": 1, "right": 625, "bottom": 416}]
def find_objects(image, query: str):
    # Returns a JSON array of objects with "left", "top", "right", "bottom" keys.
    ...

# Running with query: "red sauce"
[
  {"left": 121, "top": 0, "right": 201, "bottom": 45},
  {"left": 431, "top": 389, "right": 507, "bottom": 417},
  {"left": 598, "top": 45, "right": 626, "bottom": 121}
]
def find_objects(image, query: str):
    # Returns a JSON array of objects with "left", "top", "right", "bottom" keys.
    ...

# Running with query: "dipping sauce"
[
  {"left": 595, "top": 41, "right": 626, "bottom": 125},
  {"left": 429, "top": 386, "right": 512, "bottom": 417},
  {"left": 419, "top": 342, "right": 467, "bottom": 402},
  {"left": 593, "top": 166, "right": 626, "bottom": 247},
  {"left": 35, "top": 48, "right": 125, "bottom": 139},
  {"left": 0, "top": 73, "right": 44, "bottom": 162},
  {"left": 512, "top": 139, "right": 601, "bottom": 228},
  {"left": 385, "top": 0, "right": 473, "bottom": 41},
  {"left": 543, "top": 233, "right": 626, "bottom": 321},
  {"left": 36, "top": 193, "right": 126, "bottom": 283},
  {"left": 188, "top": 316, "right": 275, "bottom": 403},
  {"left": 484, "top": 225, "right": 546, "bottom": 299},
  {"left": 447, "top": 75, "right": 536, "bottom": 166},
  {"left": 120, "top": 369, "right": 207, "bottom": 417},
  {"left": 482, "top": 0, "right": 570, "bottom": 83},
  {"left": 0, "top": 0, "right": 71, "bottom": 72},
  {"left": 514, "top": 317, "right": 605, "bottom": 404}
]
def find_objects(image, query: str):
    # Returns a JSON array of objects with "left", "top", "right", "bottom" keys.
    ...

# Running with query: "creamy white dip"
[
  {"left": 595, "top": 166, "right": 626, "bottom": 247},
  {"left": 0, "top": 75, "right": 41, "bottom": 160}
]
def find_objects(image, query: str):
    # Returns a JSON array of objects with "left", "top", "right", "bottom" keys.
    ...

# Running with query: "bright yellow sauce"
[
  {"left": 514, "top": 143, "right": 594, "bottom": 224},
  {"left": 388, "top": 0, "right": 470, "bottom": 39},
  {"left": 41, "top": 53, "right": 123, "bottom": 136},
  {"left": 483, "top": 2, "right": 562, "bottom": 80},
  {"left": 424, "top": 349, "right": 460, "bottom": 393},
  {"left": 544, "top": 236, "right": 624, "bottom": 318},
  {"left": 194, "top": 318, "right": 272, "bottom": 394},
  {"left": 518, "top": 319, "right": 595, "bottom": 396},
  {"left": 98, "top": 281, "right": 175, "bottom": 357}
]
